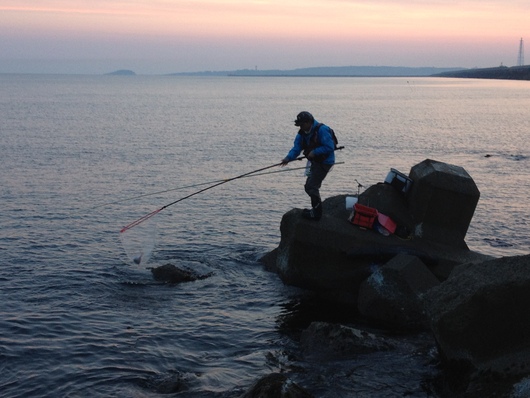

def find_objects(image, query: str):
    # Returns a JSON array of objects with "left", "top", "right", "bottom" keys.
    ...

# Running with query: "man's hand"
[
  {"left": 280, "top": 158, "right": 289, "bottom": 167},
  {"left": 306, "top": 151, "right": 315, "bottom": 160}
]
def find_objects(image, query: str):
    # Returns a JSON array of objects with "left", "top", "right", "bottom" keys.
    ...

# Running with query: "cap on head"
[{"left": 294, "top": 111, "right": 314, "bottom": 126}]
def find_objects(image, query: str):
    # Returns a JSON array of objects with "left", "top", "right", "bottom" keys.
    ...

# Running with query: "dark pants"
[{"left": 304, "top": 162, "right": 333, "bottom": 208}]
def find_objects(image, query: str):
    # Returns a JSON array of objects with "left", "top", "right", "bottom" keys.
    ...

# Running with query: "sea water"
[{"left": 1, "top": 74, "right": 529, "bottom": 397}]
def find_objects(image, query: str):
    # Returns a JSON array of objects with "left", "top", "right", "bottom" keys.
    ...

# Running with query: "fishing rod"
[
  {"left": 120, "top": 145, "right": 345, "bottom": 233},
  {"left": 91, "top": 163, "right": 320, "bottom": 210},
  {"left": 120, "top": 156, "right": 308, "bottom": 233}
]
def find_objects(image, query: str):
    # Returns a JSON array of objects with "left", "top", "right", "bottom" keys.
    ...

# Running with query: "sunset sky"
[{"left": 1, "top": 0, "right": 528, "bottom": 74}]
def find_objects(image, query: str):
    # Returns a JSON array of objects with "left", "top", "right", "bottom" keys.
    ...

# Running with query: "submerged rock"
[
  {"left": 240, "top": 373, "right": 313, "bottom": 398},
  {"left": 138, "top": 370, "right": 191, "bottom": 394},
  {"left": 300, "top": 321, "right": 395, "bottom": 359},
  {"left": 150, "top": 263, "right": 212, "bottom": 283}
]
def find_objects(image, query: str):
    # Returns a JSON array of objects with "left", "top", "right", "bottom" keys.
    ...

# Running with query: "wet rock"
[
  {"left": 512, "top": 377, "right": 530, "bottom": 398},
  {"left": 357, "top": 254, "right": 440, "bottom": 330},
  {"left": 150, "top": 263, "right": 211, "bottom": 283},
  {"left": 260, "top": 248, "right": 279, "bottom": 273},
  {"left": 240, "top": 373, "right": 313, "bottom": 398},
  {"left": 424, "top": 254, "right": 530, "bottom": 382},
  {"left": 300, "top": 321, "right": 395, "bottom": 359}
]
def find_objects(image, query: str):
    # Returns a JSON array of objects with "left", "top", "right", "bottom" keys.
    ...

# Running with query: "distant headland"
[
  {"left": 105, "top": 69, "right": 136, "bottom": 76},
  {"left": 433, "top": 65, "right": 530, "bottom": 80}
]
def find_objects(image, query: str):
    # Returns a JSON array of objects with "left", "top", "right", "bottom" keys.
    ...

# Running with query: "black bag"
[{"left": 315, "top": 123, "right": 340, "bottom": 150}]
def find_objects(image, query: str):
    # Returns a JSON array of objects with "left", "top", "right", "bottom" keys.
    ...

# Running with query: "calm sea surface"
[{"left": 1, "top": 75, "right": 529, "bottom": 397}]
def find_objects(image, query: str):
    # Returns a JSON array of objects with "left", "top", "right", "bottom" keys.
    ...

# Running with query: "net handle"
[{"left": 120, "top": 208, "right": 162, "bottom": 233}]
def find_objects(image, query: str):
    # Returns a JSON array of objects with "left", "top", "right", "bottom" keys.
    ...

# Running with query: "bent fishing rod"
[
  {"left": 120, "top": 156, "right": 303, "bottom": 233},
  {"left": 91, "top": 163, "right": 311, "bottom": 210},
  {"left": 120, "top": 148, "right": 345, "bottom": 233}
]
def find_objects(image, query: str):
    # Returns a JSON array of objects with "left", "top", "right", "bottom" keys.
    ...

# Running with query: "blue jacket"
[{"left": 285, "top": 119, "right": 336, "bottom": 165}]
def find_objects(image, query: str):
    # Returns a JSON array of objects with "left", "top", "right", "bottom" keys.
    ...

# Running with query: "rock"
[
  {"left": 264, "top": 159, "right": 494, "bottom": 307},
  {"left": 240, "top": 373, "right": 314, "bottom": 398},
  {"left": 139, "top": 370, "right": 191, "bottom": 394},
  {"left": 276, "top": 205, "right": 373, "bottom": 304},
  {"left": 512, "top": 377, "right": 530, "bottom": 398},
  {"left": 271, "top": 191, "right": 491, "bottom": 304},
  {"left": 150, "top": 263, "right": 212, "bottom": 283},
  {"left": 407, "top": 159, "right": 480, "bottom": 248},
  {"left": 424, "top": 254, "right": 530, "bottom": 382},
  {"left": 300, "top": 321, "right": 395, "bottom": 359},
  {"left": 357, "top": 254, "right": 440, "bottom": 330},
  {"left": 385, "top": 253, "right": 441, "bottom": 293},
  {"left": 260, "top": 248, "right": 279, "bottom": 273}
]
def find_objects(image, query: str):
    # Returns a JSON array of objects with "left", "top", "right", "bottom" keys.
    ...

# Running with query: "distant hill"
[
  {"left": 169, "top": 66, "right": 464, "bottom": 77},
  {"left": 433, "top": 65, "right": 530, "bottom": 80},
  {"left": 106, "top": 69, "right": 136, "bottom": 76}
]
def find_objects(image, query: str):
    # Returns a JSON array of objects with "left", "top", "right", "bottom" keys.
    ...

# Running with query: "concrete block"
[
  {"left": 408, "top": 159, "right": 480, "bottom": 247},
  {"left": 384, "top": 253, "right": 440, "bottom": 294}
]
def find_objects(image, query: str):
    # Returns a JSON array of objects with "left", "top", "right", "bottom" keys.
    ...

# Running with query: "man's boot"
[{"left": 302, "top": 199, "right": 322, "bottom": 220}]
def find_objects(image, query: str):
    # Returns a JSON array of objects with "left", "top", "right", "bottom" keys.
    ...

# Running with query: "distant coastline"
[
  {"left": 167, "top": 66, "right": 464, "bottom": 77},
  {"left": 105, "top": 65, "right": 528, "bottom": 80}
]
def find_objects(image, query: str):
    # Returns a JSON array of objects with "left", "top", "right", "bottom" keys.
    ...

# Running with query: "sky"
[{"left": 0, "top": 0, "right": 528, "bottom": 74}]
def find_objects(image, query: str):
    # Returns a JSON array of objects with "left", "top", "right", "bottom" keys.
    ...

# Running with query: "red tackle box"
[{"left": 350, "top": 203, "right": 378, "bottom": 229}]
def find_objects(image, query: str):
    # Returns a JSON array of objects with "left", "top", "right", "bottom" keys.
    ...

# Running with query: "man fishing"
[{"left": 281, "top": 111, "right": 336, "bottom": 220}]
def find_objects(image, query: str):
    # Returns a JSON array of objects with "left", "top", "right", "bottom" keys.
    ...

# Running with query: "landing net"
[{"left": 119, "top": 215, "right": 157, "bottom": 267}]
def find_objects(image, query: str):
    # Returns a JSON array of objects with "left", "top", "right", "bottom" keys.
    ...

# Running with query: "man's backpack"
[{"left": 315, "top": 123, "right": 342, "bottom": 151}]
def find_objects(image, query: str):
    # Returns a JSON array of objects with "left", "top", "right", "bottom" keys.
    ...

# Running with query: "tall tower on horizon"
[{"left": 517, "top": 38, "right": 524, "bottom": 66}]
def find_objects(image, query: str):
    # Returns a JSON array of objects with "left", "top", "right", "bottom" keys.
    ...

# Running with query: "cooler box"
[
  {"left": 350, "top": 203, "right": 378, "bottom": 229},
  {"left": 384, "top": 168, "right": 413, "bottom": 193},
  {"left": 377, "top": 213, "right": 397, "bottom": 234}
]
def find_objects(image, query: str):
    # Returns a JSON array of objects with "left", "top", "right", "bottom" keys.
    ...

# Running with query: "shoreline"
[{"left": 434, "top": 65, "right": 530, "bottom": 80}]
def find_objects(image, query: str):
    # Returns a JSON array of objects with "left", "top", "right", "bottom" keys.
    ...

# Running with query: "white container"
[
  {"left": 304, "top": 160, "right": 312, "bottom": 177},
  {"left": 345, "top": 196, "right": 358, "bottom": 210},
  {"left": 384, "top": 168, "right": 413, "bottom": 193}
]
